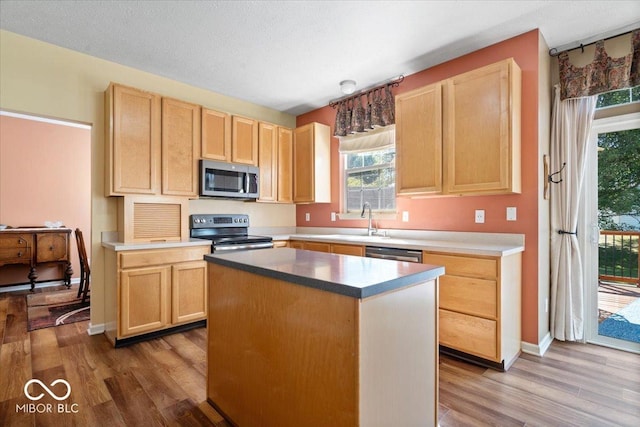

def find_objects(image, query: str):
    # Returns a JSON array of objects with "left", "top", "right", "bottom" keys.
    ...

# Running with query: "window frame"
[{"left": 342, "top": 147, "right": 396, "bottom": 215}]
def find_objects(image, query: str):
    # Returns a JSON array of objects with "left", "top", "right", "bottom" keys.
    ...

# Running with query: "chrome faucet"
[{"left": 360, "top": 202, "right": 376, "bottom": 236}]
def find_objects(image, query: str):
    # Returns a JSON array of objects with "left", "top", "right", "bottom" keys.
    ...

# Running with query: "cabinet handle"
[
  {"left": 18, "top": 251, "right": 22, "bottom": 257},
  {"left": 49, "top": 246, "right": 54, "bottom": 251}
]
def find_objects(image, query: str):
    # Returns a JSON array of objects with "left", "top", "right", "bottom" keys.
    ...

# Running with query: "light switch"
[
  {"left": 305, "top": 213, "right": 310, "bottom": 222},
  {"left": 331, "top": 212, "right": 336, "bottom": 222},
  {"left": 506, "top": 207, "right": 517, "bottom": 221},
  {"left": 475, "top": 210, "right": 485, "bottom": 224},
  {"left": 402, "top": 211, "right": 409, "bottom": 222}
]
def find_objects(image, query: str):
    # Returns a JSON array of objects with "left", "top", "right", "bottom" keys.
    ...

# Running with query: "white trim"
[
  {"left": 583, "top": 112, "right": 640, "bottom": 353},
  {"left": 0, "top": 110, "right": 91, "bottom": 130},
  {"left": 0, "top": 278, "right": 80, "bottom": 294},
  {"left": 87, "top": 323, "right": 105, "bottom": 336},
  {"left": 521, "top": 332, "right": 553, "bottom": 357}
]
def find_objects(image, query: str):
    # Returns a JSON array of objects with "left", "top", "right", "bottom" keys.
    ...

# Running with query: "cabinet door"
[
  {"left": 107, "top": 83, "right": 161, "bottom": 195},
  {"left": 120, "top": 266, "right": 170, "bottom": 337},
  {"left": 202, "top": 108, "right": 231, "bottom": 161},
  {"left": 162, "top": 98, "right": 201, "bottom": 196},
  {"left": 258, "top": 122, "right": 278, "bottom": 202},
  {"left": 36, "top": 233, "right": 68, "bottom": 263},
  {"left": 395, "top": 82, "right": 443, "bottom": 195},
  {"left": 293, "top": 123, "right": 315, "bottom": 203},
  {"left": 172, "top": 260, "right": 207, "bottom": 324},
  {"left": 277, "top": 127, "right": 293, "bottom": 203},
  {"left": 443, "top": 58, "right": 521, "bottom": 194},
  {"left": 289, "top": 241, "right": 304, "bottom": 249},
  {"left": 231, "top": 116, "right": 258, "bottom": 165}
]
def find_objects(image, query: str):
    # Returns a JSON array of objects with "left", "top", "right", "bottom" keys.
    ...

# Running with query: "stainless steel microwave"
[{"left": 199, "top": 160, "right": 259, "bottom": 200}]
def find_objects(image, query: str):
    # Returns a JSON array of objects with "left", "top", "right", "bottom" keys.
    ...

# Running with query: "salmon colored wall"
[
  {"left": 296, "top": 30, "right": 541, "bottom": 345},
  {"left": 0, "top": 114, "right": 91, "bottom": 286}
]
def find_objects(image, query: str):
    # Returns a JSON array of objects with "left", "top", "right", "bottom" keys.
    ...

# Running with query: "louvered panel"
[
  {"left": 133, "top": 203, "right": 181, "bottom": 240},
  {"left": 118, "top": 195, "right": 188, "bottom": 243}
]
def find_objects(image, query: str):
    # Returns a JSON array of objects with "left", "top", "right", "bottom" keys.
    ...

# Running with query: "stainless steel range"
[{"left": 189, "top": 214, "right": 273, "bottom": 252}]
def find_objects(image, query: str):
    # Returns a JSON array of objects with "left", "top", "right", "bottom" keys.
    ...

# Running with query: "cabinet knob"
[
  {"left": 49, "top": 246, "right": 54, "bottom": 251},
  {"left": 18, "top": 251, "right": 22, "bottom": 257}
]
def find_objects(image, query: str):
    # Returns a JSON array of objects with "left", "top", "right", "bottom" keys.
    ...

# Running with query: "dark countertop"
[{"left": 205, "top": 247, "right": 445, "bottom": 299}]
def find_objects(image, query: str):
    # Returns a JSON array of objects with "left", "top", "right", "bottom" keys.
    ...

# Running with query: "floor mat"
[
  {"left": 598, "top": 298, "right": 640, "bottom": 344},
  {"left": 26, "top": 289, "right": 90, "bottom": 331}
]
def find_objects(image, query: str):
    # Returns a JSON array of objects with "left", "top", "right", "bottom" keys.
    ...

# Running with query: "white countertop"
[
  {"left": 259, "top": 227, "right": 524, "bottom": 257},
  {"left": 101, "top": 238, "right": 211, "bottom": 252}
]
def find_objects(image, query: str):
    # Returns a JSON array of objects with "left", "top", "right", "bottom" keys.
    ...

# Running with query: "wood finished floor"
[{"left": 1, "top": 287, "right": 639, "bottom": 427}]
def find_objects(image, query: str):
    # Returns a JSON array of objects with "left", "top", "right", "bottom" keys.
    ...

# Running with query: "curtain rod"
[
  {"left": 329, "top": 75, "right": 404, "bottom": 108},
  {"left": 549, "top": 22, "right": 639, "bottom": 57}
]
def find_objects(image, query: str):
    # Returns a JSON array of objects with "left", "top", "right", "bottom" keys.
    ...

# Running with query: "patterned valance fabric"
[{"left": 559, "top": 29, "right": 640, "bottom": 100}]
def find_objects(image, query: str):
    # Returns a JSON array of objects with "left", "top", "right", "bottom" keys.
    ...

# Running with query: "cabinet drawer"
[
  {"left": 439, "top": 275, "right": 497, "bottom": 318},
  {"left": 439, "top": 309, "right": 497, "bottom": 361},
  {"left": 0, "top": 247, "right": 32, "bottom": 264},
  {"left": 424, "top": 253, "right": 497, "bottom": 278},
  {"left": 331, "top": 243, "right": 364, "bottom": 256},
  {"left": 0, "top": 234, "right": 31, "bottom": 248},
  {"left": 303, "top": 242, "right": 331, "bottom": 253},
  {"left": 120, "top": 246, "right": 210, "bottom": 269}
]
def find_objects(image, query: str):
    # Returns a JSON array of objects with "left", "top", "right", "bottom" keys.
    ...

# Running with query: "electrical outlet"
[
  {"left": 305, "top": 213, "right": 310, "bottom": 222},
  {"left": 506, "top": 207, "right": 517, "bottom": 221},
  {"left": 331, "top": 212, "right": 336, "bottom": 222},
  {"left": 402, "top": 211, "right": 409, "bottom": 222},
  {"left": 475, "top": 210, "right": 485, "bottom": 224}
]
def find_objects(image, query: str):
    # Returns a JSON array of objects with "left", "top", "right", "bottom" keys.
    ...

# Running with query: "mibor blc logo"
[{"left": 16, "top": 378, "right": 79, "bottom": 414}]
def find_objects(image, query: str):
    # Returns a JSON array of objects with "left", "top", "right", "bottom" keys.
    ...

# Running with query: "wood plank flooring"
[{"left": 1, "top": 287, "right": 639, "bottom": 426}]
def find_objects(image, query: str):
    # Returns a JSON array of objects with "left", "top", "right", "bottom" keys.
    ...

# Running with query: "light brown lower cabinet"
[
  {"left": 423, "top": 250, "right": 522, "bottom": 370},
  {"left": 288, "top": 240, "right": 364, "bottom": 256},
  {"left": 104, "top": 245, "right": 209, "bottom": 346}
]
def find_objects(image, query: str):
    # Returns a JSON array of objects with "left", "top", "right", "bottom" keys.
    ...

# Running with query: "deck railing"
[{"left": 599, "top": 230, "right": 640, "bottom": 287}]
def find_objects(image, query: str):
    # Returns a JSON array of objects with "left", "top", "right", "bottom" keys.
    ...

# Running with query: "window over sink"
[{"left": 343, "top": 146, "right": 396, "bottom": 213}]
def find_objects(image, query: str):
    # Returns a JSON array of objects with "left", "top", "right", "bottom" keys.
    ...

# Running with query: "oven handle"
[{"left": 214, "top": 242, "right": 274, "bottom": 251}]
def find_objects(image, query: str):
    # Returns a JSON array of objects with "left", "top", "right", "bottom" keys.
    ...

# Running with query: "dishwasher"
[{"left": 364, "top": 246, "right": 423, "bottom": 263}]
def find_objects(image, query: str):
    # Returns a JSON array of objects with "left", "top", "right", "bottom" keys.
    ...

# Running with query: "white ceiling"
[{"left": 1, "top": 1, "right": 639, "bottom": 116}]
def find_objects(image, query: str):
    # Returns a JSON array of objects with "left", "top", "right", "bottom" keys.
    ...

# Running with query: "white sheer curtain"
[{"left": 550, "top": 84, "right": 597, "bottom": 341}]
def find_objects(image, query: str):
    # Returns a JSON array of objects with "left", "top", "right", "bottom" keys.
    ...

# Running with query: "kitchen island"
[{"left": 204, "top": 247, "right": 444, "bottom": 427}]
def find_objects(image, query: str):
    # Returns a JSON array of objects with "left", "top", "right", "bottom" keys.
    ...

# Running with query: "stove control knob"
[{"left": 243, "top": 218, "right": 248, "bottom": 223}]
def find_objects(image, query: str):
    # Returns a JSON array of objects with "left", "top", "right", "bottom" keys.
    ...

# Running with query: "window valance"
[{"left": 559, "top": 29, "right": 640, "bottom": 100}]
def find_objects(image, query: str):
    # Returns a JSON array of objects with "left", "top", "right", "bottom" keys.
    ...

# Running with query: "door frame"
[{"left": 581, "top": 112, "right": 640, "bottom": 353}]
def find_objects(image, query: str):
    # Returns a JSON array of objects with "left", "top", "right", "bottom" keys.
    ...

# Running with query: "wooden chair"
[{"left": 74, "top": 228, "right": 90, "bottom": 303}]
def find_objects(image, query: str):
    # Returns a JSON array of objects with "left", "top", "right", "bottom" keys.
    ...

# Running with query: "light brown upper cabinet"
[
  {"left": 396, "top": 82, "right": 443, "bottom": 195},
  {"left": 395, "top": 58, "right": 521, "bottom": 197},
  {"left": 258, "top": 123, "right": 293, "bottom": 203},
  {"left": 444, "top": 58, "right": 521, "bottom": 195},
  {"left": 231, "top": 115, "right": 259, "bottom": 166},
  {"left": 105, "top": 83, "right": 201, "bottom": 197},
  {"left": 293, "top": 122, "right": 331, "bottom": 203},
  {"left": 258, "top": 122, "right": 277, "bottom": 202},
  {"left": 277, "top": 127, "right": 294, "bottom": 203},
  {"left": 105, "top": 83, "right": 161, "bottom": 196},
  {"left": 201, "top": 108, "right": 231, "bottom": 161},
  {"left": 162, "top": 98, "right": 201, "bottom": 197}
]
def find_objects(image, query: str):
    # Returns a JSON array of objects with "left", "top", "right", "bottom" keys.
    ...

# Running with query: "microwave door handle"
[{"left": 244, "top": 172, "right": 249, "bottom": 194}]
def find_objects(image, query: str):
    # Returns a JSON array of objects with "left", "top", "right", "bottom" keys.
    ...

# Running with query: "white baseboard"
[
  {"left": 0, "top": 278, "right": 80, "bottom": 293},
  {"left": 521, "top": 332, "right": 553, "bottom": 357},
  {"left": 87, "top": 323, "right": 105, "bottom": 335}
]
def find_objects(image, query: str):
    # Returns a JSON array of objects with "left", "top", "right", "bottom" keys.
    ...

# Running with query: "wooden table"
[{"left": 0, "top": 228, "right": 73, "bottom": 290}]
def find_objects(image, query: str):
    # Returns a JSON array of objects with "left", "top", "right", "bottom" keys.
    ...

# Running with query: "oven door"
[{"left": 200, "top": 160, "right": 259, "bottom": 199}]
